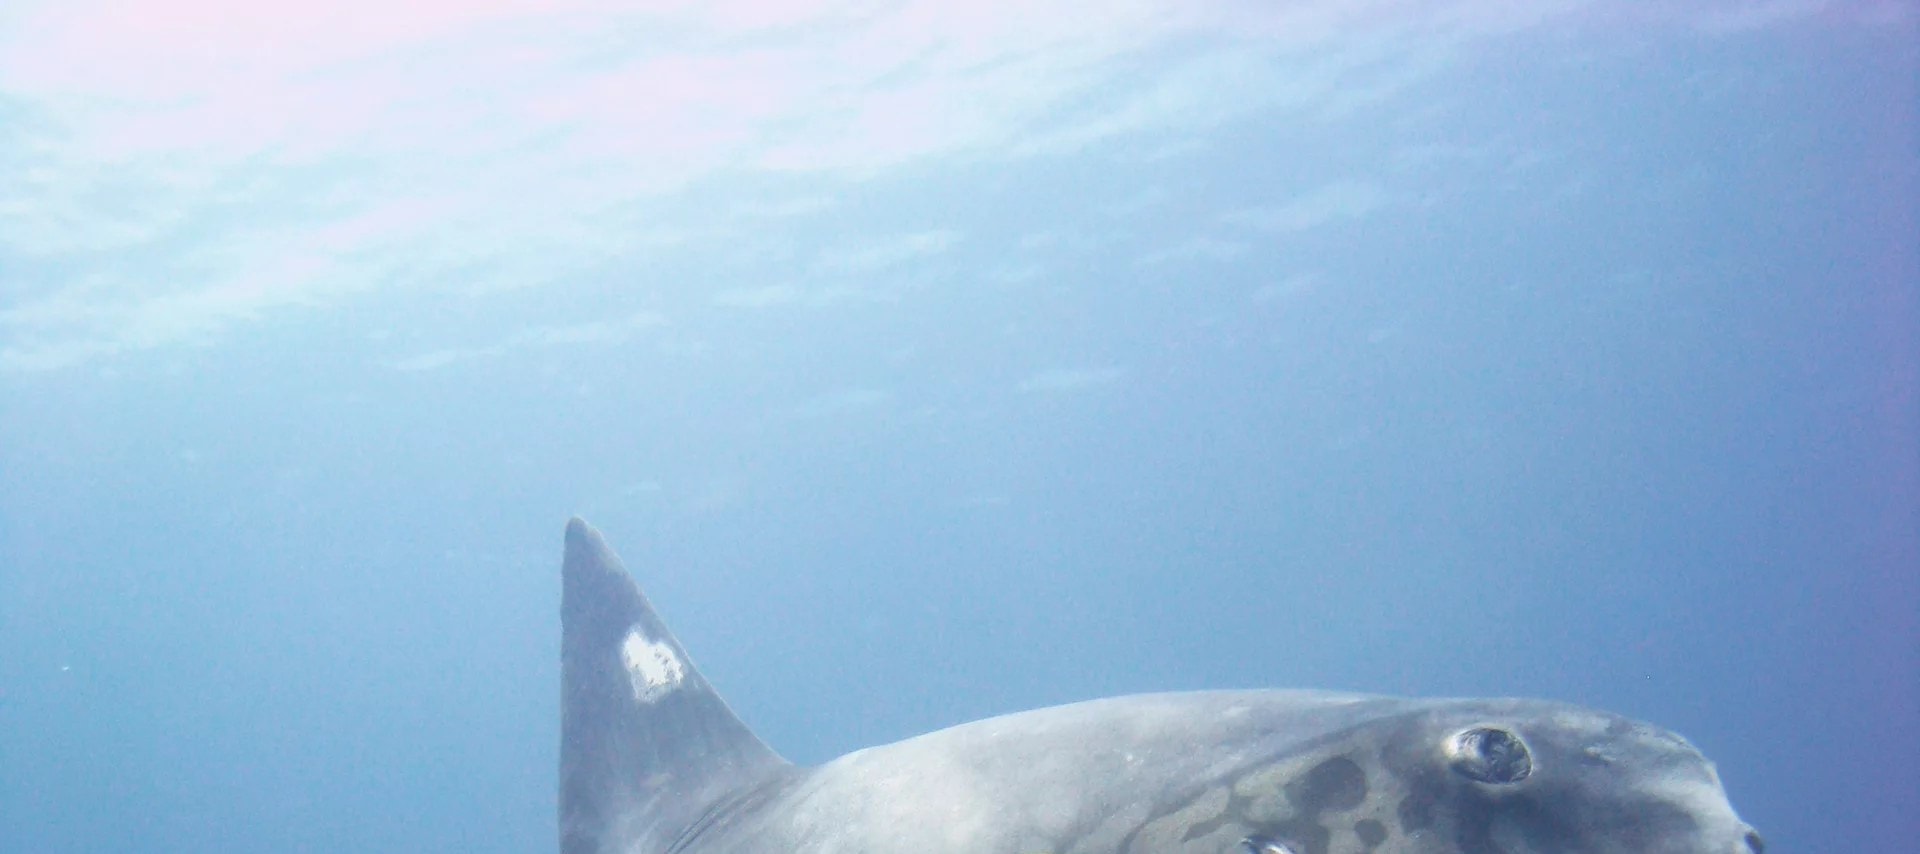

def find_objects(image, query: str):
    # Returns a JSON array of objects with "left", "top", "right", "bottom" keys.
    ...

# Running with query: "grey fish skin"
[{"left": 559, "top": 518, "right": 1762, "bottom": 854}]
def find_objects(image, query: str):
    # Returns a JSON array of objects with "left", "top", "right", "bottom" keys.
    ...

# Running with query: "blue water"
[{"left": 2, "top": 8, "right": 1915, "bottom": 853}]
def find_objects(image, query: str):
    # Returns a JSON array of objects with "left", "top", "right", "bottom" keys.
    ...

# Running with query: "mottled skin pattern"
[
  {"left": 679, "top": 693, "right": 1759, "bottom": 854},
  {"left": 558, "top": 520, "right": 1762, "bottom": 854}
]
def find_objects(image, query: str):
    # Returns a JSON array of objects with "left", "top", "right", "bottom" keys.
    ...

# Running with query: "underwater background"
[{"left": 1, "top": 2, "right": 1914, "bottom": 852}]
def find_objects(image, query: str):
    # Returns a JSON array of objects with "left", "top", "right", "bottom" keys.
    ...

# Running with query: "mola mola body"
[{"left": 559, "top": 518, "right": 1761, "bottom": 854}]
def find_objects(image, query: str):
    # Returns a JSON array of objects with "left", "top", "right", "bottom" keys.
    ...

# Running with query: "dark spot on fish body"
[
  {"left": 1453, "top": 789, "right": 1583, "bottom": 854},
  {"left": 1450, "top": 796, "right": 1503, "bottom": 854},
  {"left": 1286, "top": 756, "right": 1367, "bottom": 813},
  {"left": 1541, "top": 797, "right": 1697, "bottom": 853},
  {"left": 1438, "top": 774, "right": 1564, "bottom": 854},
  {"left": 1395, "top": 777, "right": 1440, "bottom": 832},
  {"left": 1354, "top": 819, "right": 1387, "bottom": 849}
]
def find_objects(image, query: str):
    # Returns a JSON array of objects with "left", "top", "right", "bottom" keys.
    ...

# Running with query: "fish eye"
[
  {"left": 1240, "top": 835, "right": 1298, "bottom": 854},
  {"left": 1445, "top": 726, "right": 1533, "bottom": 784}
]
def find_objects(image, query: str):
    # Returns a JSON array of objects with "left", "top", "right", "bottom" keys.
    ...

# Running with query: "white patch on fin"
[{"left": 621, "top": 627, "right": 686, "bottom": 703}]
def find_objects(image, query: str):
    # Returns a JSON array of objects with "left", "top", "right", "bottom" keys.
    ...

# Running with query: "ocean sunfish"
[{"left": 557, "top": 518, "right": 1761, "bottom": 854}]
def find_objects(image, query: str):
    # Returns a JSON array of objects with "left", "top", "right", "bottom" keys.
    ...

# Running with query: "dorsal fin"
[{"left": 559, "top": 518, "right": 788, "bottom": 854}]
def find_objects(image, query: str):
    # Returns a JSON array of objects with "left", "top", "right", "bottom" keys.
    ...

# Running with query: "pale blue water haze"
[{"left": 1, "top": 3, "right": 1915, "bottom": 853}]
